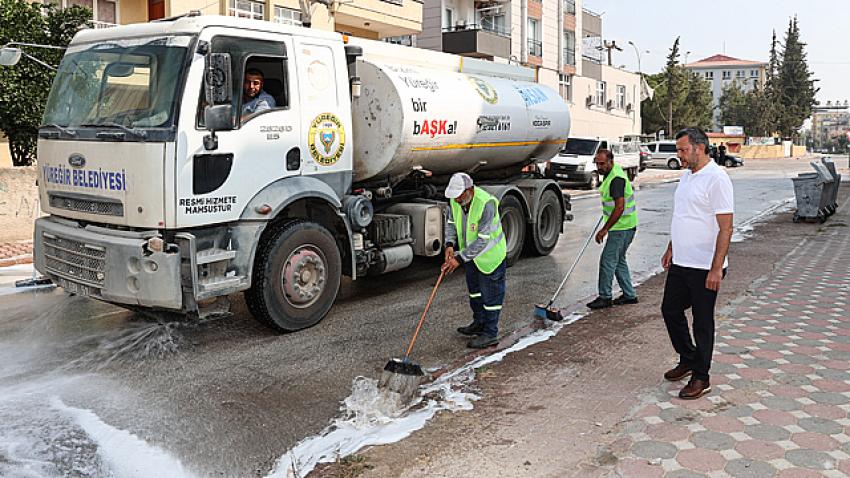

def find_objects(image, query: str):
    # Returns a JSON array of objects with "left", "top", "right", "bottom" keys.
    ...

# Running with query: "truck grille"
[
  {"left": 42, "top": 233, "right": 106, "bottom": 287},
  {"left": 49, "top": 193, "right": 124, "bottom": 217},
  {"left": 551, "top": 164, "right": 579, "bottom": 173}
]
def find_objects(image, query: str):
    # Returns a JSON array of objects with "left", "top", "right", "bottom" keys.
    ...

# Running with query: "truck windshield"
[
  {"left": 561, "top": 139, "right": 599, "bottom": 156},
  {"left": 42, "top": 36, "right": 191, "bottom": 130}
]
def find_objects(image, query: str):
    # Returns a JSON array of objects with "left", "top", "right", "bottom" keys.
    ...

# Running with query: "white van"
[
  {"left": 644, "top": 141, "right": 681, "bottom": 169},
  {"left": 545, "top": 137, "right": 640, "bottom": 188}
]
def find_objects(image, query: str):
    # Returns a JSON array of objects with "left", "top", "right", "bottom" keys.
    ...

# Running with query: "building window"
[
  {"left": 384, "top": 35, "right": 414, "bottom": 46},
  {"left": 564, "top": 0, "right": 576, "bottom": 14},
  {"left": 559, "top": 74, "right": 572, "bottom": 101},
  {"left": 443, "top": 8, "right": 454, "bottom": 30},
  {"left": 704, "top": 71, "right": 714, "bottom": 79},
  {"left": 229, "top": 0, "right": 265, "bottom": 20},
  {"left": 274, "top": 6, "right": 302, "bottom": 26},
  {"left": 478, "top": 7, "right": 507, "bottom": 36},
  {"left": 722, "top": 70, "right": 731, "bottom": 80},
  {"left": 750, "top": 69, "right": 759, "bottom": 77},
  {"left": 527, "top": 18, "right": 542, "bottom": 56},
  {"left": 596, "top": 80, "right": 606, "bottom": 106},
  {"left": 616, "top": 84, "right": 626, "bottom": 109},
  {"left": 563, "top": 30, "right": 575, "bottom": 65},
  {"left": 736, "top": 70, "right": 744, "bottom": 78},
  {"left": 47, "top": 0, "right": 117, "bottom": 26}
]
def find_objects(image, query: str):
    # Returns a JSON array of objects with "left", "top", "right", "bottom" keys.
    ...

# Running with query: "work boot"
[
  {"left": 613, "top": 295, "right": 639, "bottom": 305},
  {"left": 467, "top": 335, "right": 498, "bottom": 349},
  {"left": 663, "top": 364, "right": 692, "bottom": 382},
  {"left": 679, "top": 378, "right": 711, "bottom": 400},
  {"left": 586, "top": 297, "right": 613, "bottom": 310},
  {"left": 457, "top": 322, "right": 485, "bottom": 336}
]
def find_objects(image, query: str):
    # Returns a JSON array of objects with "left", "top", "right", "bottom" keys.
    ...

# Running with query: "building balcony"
[
  {"left": 442, "top": 24, "right": 511, "bottom": 59},
  {"left": 582, "top": 7, "right": 602, "bottom": 37}
]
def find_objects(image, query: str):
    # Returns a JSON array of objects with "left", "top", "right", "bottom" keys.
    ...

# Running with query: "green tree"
[
  {"left": 775, "top": 16, "right": 818, "bottom": 139},
  {"left": 718, "top": 81, "right": 749, "bottom": 128},
  {"left": 0, "top": 0, "right": 90, "bottom": 166},
  {"left": 641, "top": 37, "right": 713, "bottom": 136}
]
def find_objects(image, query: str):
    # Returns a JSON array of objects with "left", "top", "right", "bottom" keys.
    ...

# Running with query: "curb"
[{"left": 0, "top": 254, "right": 33, "bottom": 268}]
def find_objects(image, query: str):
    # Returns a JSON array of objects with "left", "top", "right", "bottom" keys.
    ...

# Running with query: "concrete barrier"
[
  {"left": 738, "top": 144, "right": 809, "bottom": 159},
  {"left": 0, "top": 167, "right": 40, "bottom": 242}
]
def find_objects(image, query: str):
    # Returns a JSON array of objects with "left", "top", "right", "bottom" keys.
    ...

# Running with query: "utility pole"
[{"left": 598, "top": 40, "right": 623, "bottom": 67}]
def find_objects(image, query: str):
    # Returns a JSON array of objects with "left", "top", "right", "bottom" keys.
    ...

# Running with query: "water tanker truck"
[{"left": 33, "top": 13, "right": 572, "bottom": 331}]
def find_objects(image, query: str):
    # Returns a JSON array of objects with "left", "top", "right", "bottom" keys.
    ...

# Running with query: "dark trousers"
[
  {"left": 661, "top": 264, "right": 724, "bottom": 381},
  {"left": 464, "top": 260, "right": 506, "bottom": 338}
]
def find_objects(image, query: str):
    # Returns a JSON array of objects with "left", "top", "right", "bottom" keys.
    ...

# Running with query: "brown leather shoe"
[
  {"left": 663, "top": 364, "right": 692, "bottom": 382},
  {"left": 679, "top": 378, "right": 711, "bottom": 400}
]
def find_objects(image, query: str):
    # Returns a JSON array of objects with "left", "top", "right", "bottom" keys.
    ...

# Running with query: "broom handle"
[
  {"left": 404, "top": 269, "right": 447, "bottom": 359},
  {"left": 547, "top": 216, "right": 603, "bottom": 306}
]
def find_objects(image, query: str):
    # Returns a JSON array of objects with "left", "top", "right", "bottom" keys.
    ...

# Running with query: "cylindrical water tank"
[{"left": 351, "top": 59, "right": 570, "bottom": 183}]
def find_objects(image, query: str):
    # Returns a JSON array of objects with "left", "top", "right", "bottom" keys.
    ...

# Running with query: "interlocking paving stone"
[
  {"left": 725, "top": 458, "right": 777, "bottom": 477},
  {"left": 630, "top": 440, "right": 679, "bottom": 460},
  {"left": 784, "top": 449, "right": 836, "bottom": 470},
  {"left": 690, "top": 431, "right": 737, "bottom": 451},
  {"left": 797, "top": 417, "right": 844, "bottom": 436}
]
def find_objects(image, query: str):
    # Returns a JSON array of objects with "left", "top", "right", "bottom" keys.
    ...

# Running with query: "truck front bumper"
[{"left": 34, "top": 216, "right": 183, "bottom": 310}]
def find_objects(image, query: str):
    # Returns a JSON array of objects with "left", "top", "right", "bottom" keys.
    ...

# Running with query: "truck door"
[{"left": 176, "top": 33, "right": 302, "bottom": 227}]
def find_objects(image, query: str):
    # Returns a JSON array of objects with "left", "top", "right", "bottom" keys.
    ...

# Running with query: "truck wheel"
[
  {"left": 500, "top": 195, "right": 525, "bottom": 267},
  {"left": 245, "top": 220, "right": 342, "bottom": 332},
  {"left": 590, "top": 172, "right": 600, "bottom": 189},
  {"left": 529, "top": 189, "right": 561, "bottom": 256},
  {"left": 627, "top": 167, "right": 637, "bottom": 181},
  {"left": 667, "top": 159, "right": 680, "bottom": 170}
]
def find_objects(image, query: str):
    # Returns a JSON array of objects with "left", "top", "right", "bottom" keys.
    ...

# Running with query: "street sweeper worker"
[
  {"left": 586, "top": 148, "right": 639, "bottom": 310},
  {"left": 441, "top": 172, "right": 508, "bottom": 349}
]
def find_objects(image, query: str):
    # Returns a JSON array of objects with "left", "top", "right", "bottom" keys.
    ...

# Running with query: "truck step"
[
  {"left": 197, "top": 276, "right": 247, "bottom": 297},
  {"left": 196, "top": 248, "right": 237, "bottom": 265}
]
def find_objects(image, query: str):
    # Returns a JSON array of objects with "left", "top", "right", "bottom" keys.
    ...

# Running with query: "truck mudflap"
[{"left": 33, "top": 216, "right": 182, "bottom": 310}]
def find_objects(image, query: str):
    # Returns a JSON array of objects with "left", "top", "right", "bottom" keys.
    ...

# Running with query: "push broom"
[
  {"left": 378, "top": 268, "right": 446, "bottom": 404},
  {"left": 534, "top": 216, "right": 603, "bottom": 321}
]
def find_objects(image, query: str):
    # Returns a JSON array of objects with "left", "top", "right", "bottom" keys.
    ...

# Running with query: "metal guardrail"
[
  {"left": 528, "top": 39, "right": 542, "bottom": 57},
  {"left": 443, "top": 23, "right": 510, "bottom": 37}
]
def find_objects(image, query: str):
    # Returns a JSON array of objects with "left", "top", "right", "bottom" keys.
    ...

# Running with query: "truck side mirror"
[
  {"left": 203, "top": 104, "right": 233, "bottom": 150},
  {"left": 204, "top": 52, "right": 233, "bottom": 106}
]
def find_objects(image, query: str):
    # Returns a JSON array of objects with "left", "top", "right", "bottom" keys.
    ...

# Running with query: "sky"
[{"left": 583, "top": 0, "right": 850, "bottom": 104}]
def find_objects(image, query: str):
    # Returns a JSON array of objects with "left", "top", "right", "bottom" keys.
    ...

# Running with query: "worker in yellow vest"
[
  {"left": 586, "top": 149, "right": 639, "bottom": 310},
  {"left": 442, "top": 173, "right": 508, "bottom": 349}
]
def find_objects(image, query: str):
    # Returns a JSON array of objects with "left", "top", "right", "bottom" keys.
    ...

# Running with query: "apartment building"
[
  {"left": 811, "top": 101, "right": 850, "bottom": 151},
  {"left": 44, "top": 0, "right": 422, "bottom": 40},
  {"left": 684, "top": 54, "right": 767, "bottom": 130},
  {"left": 418, "top": 0, "right": 641, "bottom": 140}
]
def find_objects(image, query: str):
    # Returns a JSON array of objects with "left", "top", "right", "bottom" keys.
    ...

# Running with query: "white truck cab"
[{"left": 33, "top": 14, "right": 572, "bottom": 332}]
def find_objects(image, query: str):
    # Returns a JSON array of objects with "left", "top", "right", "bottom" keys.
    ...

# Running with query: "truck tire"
[
  {"left": 589, "top": 172, "right": 600, "bottom": 189},
  {"left": 627, "top": 167, "right": 637, "bottom": 181},
  {"left": 245, "top": 220, "right": 342, "bottom": 332},
  {"left": 667, "top": 158, "right": 680, "bottom": 170},
  {"left": 499, "top": 195, "right": 525, "bottom": 267},
  {"left": 528, "top": 189, "right": 561, "bottom": 256}
]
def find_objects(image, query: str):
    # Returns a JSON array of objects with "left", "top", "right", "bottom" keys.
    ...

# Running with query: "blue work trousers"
[{"left": 464, "top": 259, "right": 506, "bottom": 338}]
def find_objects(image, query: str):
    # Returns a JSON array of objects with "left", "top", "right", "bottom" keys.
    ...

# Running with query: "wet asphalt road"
[{"left": 0, "top": 159, "right": 817, "bottom": 476}]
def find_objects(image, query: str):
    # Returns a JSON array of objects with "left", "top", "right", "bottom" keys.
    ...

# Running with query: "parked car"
[
  {"left": 638, "top": 144, "right": 650, "bottom": 172},
  {"left": 545, "top": 137, "right": 640, "bottom": 188},
  {"left": 643, "top": 141, "right": 681, "bottom": 169},
  {"left": 709, "top": 145, "right": 744, "bottom": 167}
]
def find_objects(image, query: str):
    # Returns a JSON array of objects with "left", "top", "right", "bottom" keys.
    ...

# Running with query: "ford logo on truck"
[{"left": 68, "top": 153, "right": 86, "bottom": 168}]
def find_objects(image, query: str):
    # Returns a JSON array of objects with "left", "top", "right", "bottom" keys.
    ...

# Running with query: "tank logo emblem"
[
  {"left": 68, "top": 153, "right": 86, "bottom": 168},
  {"left": 308, "top": 113, "right": 346, "bottom": 166},
  {"left": 469, "top": 77, "right": 498, "bottom": 104}
]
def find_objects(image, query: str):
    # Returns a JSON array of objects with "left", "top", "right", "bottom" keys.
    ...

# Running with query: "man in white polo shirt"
[{"left": 661, "top": 127, "right": 734, "bottom": 400}]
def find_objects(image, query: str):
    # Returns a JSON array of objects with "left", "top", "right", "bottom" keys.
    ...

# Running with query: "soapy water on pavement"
[
  {"left": 267, "top": 313, "right": 583, "bottom": 478},
  {"left": 732, "top": 196, "right": 794, "bottom": 243},
  {"left": 266, "top": 204, "right": 796, "bottom": 477}
]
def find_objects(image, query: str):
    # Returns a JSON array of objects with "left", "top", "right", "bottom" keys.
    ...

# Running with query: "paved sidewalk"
[
  {"left": 611, "top": 210, "right": 850, "bottom": 477},
  {"left": 0, "top": 241, "right": 33, "bottom": 267}
]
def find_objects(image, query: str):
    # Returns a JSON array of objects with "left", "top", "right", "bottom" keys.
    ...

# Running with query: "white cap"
[{"left": 444, "top": 172, "right": 473, "bottom": 199}]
